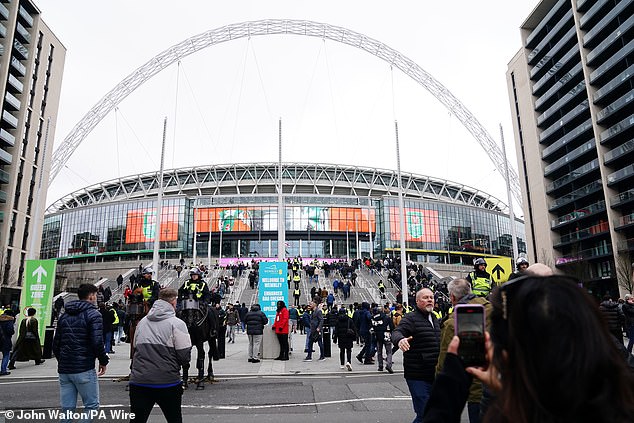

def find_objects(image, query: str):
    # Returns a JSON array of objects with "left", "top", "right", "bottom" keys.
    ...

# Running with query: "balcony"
[
  {"left": 0, "top": 168, "right": 8, "bottom": 184},
  {"left": 549, "top": 180, "right": 603, "bottom": 210},
  {"left": 539, "top": 100, "right": 589, "bottom": 144},
  {"left": 1, "top": 110, "right": 18, "bottom": 128},
  {"left": 579, "top": 0, "right": 609, "bottom": 29},
  {"left": 0, "top": 189, "right": 6, "bottom": 203},
  {"left": 537, "top": 81, "right": 586, "bottom": 126},
  {"left": 555, "top": 243, "right": 613, "bottom": 265},
  {"left": 11, "top": 57, "right": 26, "bottom": 76},
  {"left": 615, "top": 213, "right": 634, "bottom": 230},
  {"left": 12, "top": 39, "right": 28, "bottom": 60},
  {"left": 589, "top": 39, "right": 634, "bottom": 85},
  {"left": 530, "top": 27, "right": 577, "bottom": 83},
  {"left": 543, "top": 139, "right": 596, "bottom": 176},
  {"left": 594, "top": 64, "right": 634, "bottom": 104},
  {"left": 607, "top": 164, "right": 634, "bottom": 186},
  {"left": 583, "top": 0, "right": 633, "bottom": 47},
  {"left": 546, "top": 158, "right": 599, "bottom": 193},
  {"left": 555, "top": 221, "right": 610, "bottom": 246},
  {"left": 604, "top": 139, "right": 634, "bottom": 165},
  {"left": 3, "top": 91, "right": 20, "bottom": 111},
  {"left": 7, "top": 74, "right": 23, "bottom": 93},
  {"left": 586, "top": 15, "right": 634, "bottom": 67},
  {"left": 528, "top": 10, "right": 574, "bottom": 67},
  {"left": 596, "top": 89, "right": 634, "bottom": 124},
  {"left": 600, "top": 115, "right": 634, "bottom": 145},
  {"left": 0, "top": 128, "right": 15, "bottom": 147},
  {"left": 532, "top": 41, "right": 578, "bottom": 93},
  {"left": 551, "top": 199, "right": 606, "bottom": 228},
  {"left": 526, "top": 0, "right": 568, "bottom": 48},
  {"left": 534, "top": 63, "right": 583, "bottom": 110},
  {"left": 18, "top": 5, "right": 33, "bottom": 27},
  {"left": 0, "top": 21, "right": 6, "bottom": 38},
  {"left": 0, "top": 2, "right": 9, "bottom": 20},
  {"left": 15, "top": 22, "right": 31, "bottom": 44},
  {"left": 611, "top": 188, "right": 634, "bottom": 208}
]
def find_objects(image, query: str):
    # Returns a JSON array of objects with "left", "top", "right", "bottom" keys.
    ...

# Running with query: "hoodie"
[{"left": 130, "top": 299, "right": 192, "bottom": 387}]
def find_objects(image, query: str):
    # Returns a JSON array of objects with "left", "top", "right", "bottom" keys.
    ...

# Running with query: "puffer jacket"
[
  {"left": 358, "top": 303, "right": 372, "bottom": 335},
  {"left": 273, "top": 307, "right": 289, "bottom": 335},
  {"left": 0, "top": 314, "right": 15, "bottom": 352},
  {"left": 623, "top": 302, "right": 634, "bottom": 328},
  {"left": 130, "top": 299, "right": 192, "bottom": 386},
  {"left": 244, "top": 304, "right": 268, "bottom": 335},
  {"left": 53, "top": 300, "right": 109, "bottom": 374},
  {"left": 599, "top": 300, "right": 624, "bottom": 337},
  {"left": 391, "top": 306, "right": 441, "bottom": 382}
]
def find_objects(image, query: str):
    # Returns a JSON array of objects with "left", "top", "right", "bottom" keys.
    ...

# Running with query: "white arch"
[{"left": 50, "top": 19, "right": 522, "bottom": 206}]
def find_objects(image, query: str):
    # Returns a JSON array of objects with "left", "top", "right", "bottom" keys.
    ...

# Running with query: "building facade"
[
  {"left": 0, "top": 0, "right": 65, "bottom": 303},
  {"left": 41, "top": 163, "right": 525, "bottom": 268},
  {"left": 507, "top": 0, "right": 633, "bottom": 296}
]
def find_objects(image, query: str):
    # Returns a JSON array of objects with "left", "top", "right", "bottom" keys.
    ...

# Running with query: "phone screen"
[{"left": 454, "top": 304, "right": 486, "bottom": 367}]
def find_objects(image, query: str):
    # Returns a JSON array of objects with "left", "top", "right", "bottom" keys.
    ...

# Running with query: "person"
[
  {"left": 0, "top": 310, "right": 16, "bottom": 376},
  {"left": 116, "top": 274, "right": 124, "bottom": 289},
  {"left": 178, "top": 267, "right": 210, "bottom": 301},
  {"left": 9, "top": 308, "right": 45, "bottom": 369},
  {"left": 293, "top": 287, "right": 301, "bottom": 307},
  {"left": 114, "top": 303, "right": 126, "bottom": 345},
  {"left": 53, "top": 284, "right": 109, "bottom": 420},
  {"left": 245, "top": 303, "right": 268, "bottom": 363},
  {"left": 129, "top": 288, "right": 192, "bottom": 423},
  {"left": 99, "top": 303, "right": 115, "bottom": 354},
  {"left": 624, "top": 294, "right": 634, "bottom": 354},
  {"left": 304, "top": 301, "right": 325, "bottom": 361},
  {"left": 238, "top": 303, "right": 249, "bottom": 333},
  {"left": 378, "top": 280, "right": 386, "bottom": 299},
  {"left": 466, "top": 258, "right": 493, "bottom": 298},
  {"left": 423, "top": 274, "right": 634, "bottom": 423},
  {"left": 372, "top": 306, "right": 395, "bottom": 373},
  {"left": 272, "top": 300, "right": 290, "bottom": 360},
  {"left": 436, "top": 278, "right": 491, "bottom": 423},
  {"left": 53, "top": 296, "right": 65, "bottom": 322},
  {"left": 507, "top": 256, "right": 529, "bottom": 280},
  {"left": 599, "top": 294, "right": 625, "bottom": 343},
  {"left": 391, "top": 288, "right": 441, "bottom": 423},
  {"left": 225, "top": 303, "right": 240, "bottom": 344},
  {"left": 355, "top": 302, "right": 374, "bottom": 365},
  {"left": 133, "top": 267, "right": 161, "bottom": 306},
  {"left": 333, "top": 307, "right": 356, "bottom": 371}
]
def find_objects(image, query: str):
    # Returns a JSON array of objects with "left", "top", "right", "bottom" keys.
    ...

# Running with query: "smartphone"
[{"left": 454, "top": 304, "right": 486, "bottom": 367}]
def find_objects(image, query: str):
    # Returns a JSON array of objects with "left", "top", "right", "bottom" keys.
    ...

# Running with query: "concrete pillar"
[{"left": 261, "top": 324, "right": 281, "bottom": 359}]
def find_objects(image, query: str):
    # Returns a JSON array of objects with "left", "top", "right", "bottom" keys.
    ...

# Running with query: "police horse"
[{"left": 177, "top": 295, "right": 215, "bottom": 390}]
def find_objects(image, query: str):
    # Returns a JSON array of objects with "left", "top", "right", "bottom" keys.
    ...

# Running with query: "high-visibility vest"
[
  {"left": 469, "top": 272, "right": 492, "bottom": 297},
  {"left": 432, "top": 310, "right": 442, "bottom": 320},
  {"left": 184, "top": 280, "right": 204, "bottom": 299},
  {"left": 293, "top": 274, "right": 301, "bottom": 283},
  {"left": 347, "top": 309, "right": 354, "bottom": 318},
  {"left": 294, "top": 289, "right": 300, "bottom": 296},
  {"left": 378, "top": 281, "right": 385, "bottom": 290},
  {"left": 141, "top": 285, "right": 152, "bottom": 300},
  {"left": 111, "top": 309, "right": 119, "bottom": 325}
]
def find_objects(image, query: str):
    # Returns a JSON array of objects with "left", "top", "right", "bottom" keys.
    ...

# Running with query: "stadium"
[{"left": 41, "top": 162, "right": 526, "bottom": 266}]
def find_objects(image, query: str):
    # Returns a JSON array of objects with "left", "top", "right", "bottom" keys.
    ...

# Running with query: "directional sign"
[
  {"left": 485, "top": 257, "right": 513, "bottom": 285},
  {"left": 258, "top": 262, "right": 288, "bottom": 323},
  {"left": 19, "top": 260, "right": 57, "bottom": 343}
]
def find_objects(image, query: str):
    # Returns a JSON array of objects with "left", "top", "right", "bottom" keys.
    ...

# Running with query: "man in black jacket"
[
  {"left": 391, "top": 288, "right": 440, "bottom": 423},
  {"left": 244, "top": 304, "right": 268, "bottom": 363},
  {"left": 53, "top": 284, "right": 109, "bottom": 418}
]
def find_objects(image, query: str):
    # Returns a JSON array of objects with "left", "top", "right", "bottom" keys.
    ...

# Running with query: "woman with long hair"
[{"left": 424, "top": 273, "right": 634, "bottom": 423}]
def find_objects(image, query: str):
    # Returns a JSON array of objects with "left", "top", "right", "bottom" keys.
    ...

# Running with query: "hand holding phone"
[{"left": 454, "top": 304, "right": 486, "bottom": 367}]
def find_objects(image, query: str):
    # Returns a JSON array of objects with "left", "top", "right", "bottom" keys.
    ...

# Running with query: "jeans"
[
  {"left": 405, "top": 379, "right": 432, "bottom": 423},
  {"left": 1, "top": 349, "right": 10, "bottom": 374},
  {"left": 376, "top": 338, "right": 393, "bottom": 370},
  {"left": 339, "top": 347, "right": 352, "bottom": 365},
  {"left": 467, "top": 402, "right": 481, "bottom": 423},
  {"left": 59, "top": 369, "right": 100, "bottom": 423},
  {"left": 227, "top": 325, "right": 237, "bottom": 343},
  {"left": 104, "top": 331, "right": 112, "bottom": 352},
  {"left": 306, "top": 332, "right": 324, "bottom": 359}
]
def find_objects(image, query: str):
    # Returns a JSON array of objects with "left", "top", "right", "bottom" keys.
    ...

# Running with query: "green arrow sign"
[{"left": 19, "top": 260, "right": 57, "bottom": 343}]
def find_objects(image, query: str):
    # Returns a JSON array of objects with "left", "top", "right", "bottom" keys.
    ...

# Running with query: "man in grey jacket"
[
  {"left": 303, "top": 301, "right": 325, "bottom": 361},
  {"left": 130, "top": 288, "right": 192, "bottom": 423}
]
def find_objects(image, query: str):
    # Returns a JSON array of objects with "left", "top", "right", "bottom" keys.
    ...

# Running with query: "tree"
[{"left": 616, "top": 252, "right": 634, "bottom": 296}]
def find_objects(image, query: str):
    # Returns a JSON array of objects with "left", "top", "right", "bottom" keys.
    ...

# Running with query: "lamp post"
[{"left": 307, "top": 224, "right": 311, "bottom": 258}]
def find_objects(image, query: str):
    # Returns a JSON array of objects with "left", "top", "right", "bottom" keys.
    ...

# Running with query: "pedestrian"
[
  {"left": 116, "top": 274, "right": 124, "bottom": 289},
  {"left": 599, "top": 294, "right": 625, "bottom": 343},
  {"left": 115, "top": 304, "right": 126, "bottom": 345},
  {"left": 372, "top": 306, "right": 395, "bottom": 373},
  {"left": 391, "top": 288, "right": 441, "bottom": 423},
  {"left": 333, "top": 307, "right": 356, "bottom": 371},
  {"left": 0, "top": 310, "right": 16, "bottom": 375},
  {"left": 238, "top": 303, "right": 249, "bottom": 333},
  {"left": 624, "top": 294, "right": 634, "bottom": 354},
  {"left": 53, "top": 284, "right": 109, "bottom": 420},
  {"left": 225, "top": 303, "right": 239, "bottom": 344},
  {"left": 304, "top": 301, "right": 325, "bottom": 361},
  {"left": 423, "top": 273, "right": 634, "bottom": 423},
  {"left": 129, "top": 288, "right": 191, "bottom": 423},
  {"left": 272, "top": 301, "right": 290, "bottom": 360},
  {"left": 302, "top": 306, "right": 312, "bottom": 353},
  {"left": 9, "top": 308, "right": 45, "bottom": 369},
  {"left": 99, "top": 303, "right": 115, "bottom": 354},
  {"left": 245, "top": 303, "right": 268, "bottom": 363},
  {"left": 355, "top": 302, "right": 374, "bottom": 365}
]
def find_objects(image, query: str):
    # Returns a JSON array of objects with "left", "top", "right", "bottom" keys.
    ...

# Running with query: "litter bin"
[
  {"left": 323, "top": 327, "right": 331, "bottom": 358},
  {"left": 42, "top": 326, "right": 55, "bottom": 359}
]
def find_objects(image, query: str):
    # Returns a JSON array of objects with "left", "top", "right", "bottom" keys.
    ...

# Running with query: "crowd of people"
[{"left": 2, "top": 255, "right": 634, "bottom": 423}]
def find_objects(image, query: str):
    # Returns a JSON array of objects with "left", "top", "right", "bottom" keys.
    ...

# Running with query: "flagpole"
[
  {"left": 152, "top": 118, "right": 168, "bottom": 280},
  {"left": 394, "top": 120, "right": 408, "bottom": 304}
]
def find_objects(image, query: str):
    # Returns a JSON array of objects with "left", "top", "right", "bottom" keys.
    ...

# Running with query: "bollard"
[
  {"left": 42, "top": 326, "right": 55, "bottom": 359},
  {"left": 323, "top": 327, "right": 331, "bottom": 357}
]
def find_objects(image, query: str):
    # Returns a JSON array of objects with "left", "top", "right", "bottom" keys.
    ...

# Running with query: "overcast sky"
[{"left": 37, "top": 0, "right": 539, "bottom": 215}]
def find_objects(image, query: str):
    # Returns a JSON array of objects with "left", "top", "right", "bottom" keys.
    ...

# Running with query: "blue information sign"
[{"left": 258, "top": 261, "right": 288, "bottom": 322}]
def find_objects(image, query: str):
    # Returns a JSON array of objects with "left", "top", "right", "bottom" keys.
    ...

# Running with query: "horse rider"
[
  {"left": 133, "top": 266, "right": 161, "bottom": 306},
  {"left": 178, "top": 267, "right": 211, "bottom": 306}
]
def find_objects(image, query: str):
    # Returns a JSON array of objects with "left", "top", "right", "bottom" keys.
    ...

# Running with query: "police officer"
[
  {"left": 508, "top": 256, "right": 529, "bottom": 280},
  {"left": 133, "top": 266, "right": 161, "bottom": 306},
  {"left": 178, "top": 267, "right": 210, "bottom": 305},
  {"left": 293, "top": 287, "right": 301, "bottom": 307},
  {"left": 378, "top": 280, "right": 386, "bottom": 299},
  {"left": 466, "top": 258, "right": 493, "bottom": 298}
]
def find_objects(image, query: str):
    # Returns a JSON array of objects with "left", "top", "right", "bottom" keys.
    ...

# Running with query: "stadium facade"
[{"left": 41, "top": 163, "right": 525, "bottom": 265}]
